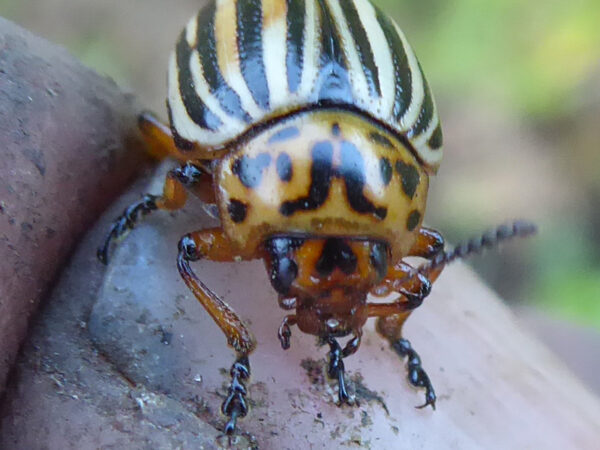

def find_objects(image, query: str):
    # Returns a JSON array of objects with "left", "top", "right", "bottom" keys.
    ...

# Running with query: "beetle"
[{"left": 98, "top": 0, "right": 535, "bottom": 435}]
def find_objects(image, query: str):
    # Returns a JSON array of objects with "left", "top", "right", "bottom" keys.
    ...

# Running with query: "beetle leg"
[
  {"left": 98, "top": 161, "right": 209, "bottom": 264},
  {"left": 138, "top": 111, "right": 210, "bottom": 162},
  {"left": 369, "top": 260, "right": 436, "bottom": 409},
  {"left": 325, "top": 331, "right": 362, "bottom": 405},
  {"left": 138, "top": 111, "right": 180, "bottom": 160},
  {"left": 327, "top": 337, "right": 351, "bottom": 405},
  {"left": 277, "top": 315, "right": 297, "bottom": 350},
  {"left": 409, "top": 227, "right": 445, "bottom": 259},
  {"left": 177, "top": 228, "right": 257, "bottom": 435},
  {"left": 221, "top": 356, "right": 251, "bottom": 435},
  {"left": 369, "top": 303, "right": 436, "bottom": 409}
]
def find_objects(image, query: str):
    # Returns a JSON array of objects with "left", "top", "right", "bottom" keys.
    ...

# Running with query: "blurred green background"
[{"left": 1, "top": 0, "right": 599, "bottom": 331}]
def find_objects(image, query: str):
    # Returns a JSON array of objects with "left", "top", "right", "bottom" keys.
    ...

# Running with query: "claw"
[
  {"left": 392, "top": 338, "right": 436, "bottom": 410},
  {"left": 327, "top": 337, "right": 354, "bottom": 405},
  {"left": 415, "top": 389, "right": 436, "bottom": 410},
  {"left": 97, "top": 194, "right": 158, "bottom": 264},
  {"left": 221, "top": 357, "right": 250, "bottom": 435},
  {"left": 278, "top": 322, "right": 291, "bottom": 350}
]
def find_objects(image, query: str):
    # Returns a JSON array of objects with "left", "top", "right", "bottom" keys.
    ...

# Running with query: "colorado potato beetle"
[{"left": 98, "top": 0, "right": 535, "bottom": 435}]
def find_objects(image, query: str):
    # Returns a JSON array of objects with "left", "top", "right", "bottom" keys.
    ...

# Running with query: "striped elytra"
[{"left": 167, "top": 0, "right": 443, "bottom": 172}]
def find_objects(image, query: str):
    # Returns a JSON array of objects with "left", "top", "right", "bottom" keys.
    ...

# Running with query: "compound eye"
[
  {"left": 270, "top": 257, "right": 298, "bottom": 295},
  {"left": 369, "top": 242, "right": 389, "bottom": 281}
]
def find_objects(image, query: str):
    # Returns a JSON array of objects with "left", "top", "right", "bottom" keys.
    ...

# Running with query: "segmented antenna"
[{"left": 421, "top": 220, "right": 537, "bottom": 273}]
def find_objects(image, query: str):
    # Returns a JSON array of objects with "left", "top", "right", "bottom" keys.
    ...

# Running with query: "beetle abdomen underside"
[{"left": 168, "top": 0, "right": 443, "bottom": 171}]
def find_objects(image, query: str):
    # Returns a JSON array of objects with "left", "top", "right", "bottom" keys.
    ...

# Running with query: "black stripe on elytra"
[
  {"left": 276, "top": 153, "right": 293, "bottom": 182},
  {"left": 232, "top": 153, "right": 271, "bottom": 188},
  {"left": 395, "top": 160, "right": 420, "bottom": 199},
  {"left": 196, "top": 5, "right": 252, "bottom": 123},
  {"left": 427, "top": 123, "right": 443, "bottom": 150},
  {"left": 268, "top": 126, "right": 300, "bottom": 144},
  {"left": 379, "top": 157, "right": 392, "bottom": 186},
  {"left": 340, "top": 141, "right": 387, "bottom": 220},
  {"left": 286, "top": 0, "right": 305, "bottom": 93},
  {"left": 280, "top": 141, "right": 333, "bottom": 216},
  {"left": 369, "top": 131, "right": 394, "bottom": 149},
  {"left": 316, "top": 0, "right": 354, "bottom": 104},
  {"left": 407, "top": 64, "right": 434, "bottom": 138},
  {"left": 375, "top": 8, "right": 412, "bottom": 122},
  {"left": 407, "top": 210, "right": 421, "bottom": 231},
  {"left": 175, "top": 32, "right": 222, "bottom": 131},
  {"left": 167, "top": 103, "right": 195, "bottom": 150},
  {"left": 237, "top": 0, "right": 270, "bottom": 110},
  {"left": 228, "top": 199, "right": 248, "bottom": 223},
  {"left": 339, "top": 0, "right": 381, "bottom": 97},
  {"left": 316, "top": 238, "right": 358, "bottom": 276}
]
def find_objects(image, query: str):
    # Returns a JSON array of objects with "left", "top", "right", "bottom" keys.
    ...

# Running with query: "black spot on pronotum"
[
  {"left": 280, "top": 140, "right": 388, "bottom": 220},
  {"left": 379, "top": 157, "right": 392, "bottom": 186},
  {"left": 232, "top": 153, "right": 271, "bottom": 188},
  {"left": 374, "top": 207, "right": 388, "bottom": 220},
  {"left": 340, "top": 141, "right": 387, "bottom": 220},
  {"left": 369, "top": 131, "right": 394, "bottom": 149},
  {"left": 276, "top": 153, "right": 293, "bottom": 182},
  {"left": 268, "top": 126, "right": 300, "bottom": 144},
  {"left": 395, "top": 160, "right": 420, "bottom": 199},
  {"left": 407, "top": 210, "right": 421, "bottom": 231},
  {"left": 228, "top": 199, "right": 248, "bottom": 223},
  {"left": 280, "top": 141, "right": 333, "bottom": 216},
  {"left": 332, "top": 122, "right": 341, "bottom": 136}
]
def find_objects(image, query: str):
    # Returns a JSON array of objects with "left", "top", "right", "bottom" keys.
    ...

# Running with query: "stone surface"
[
  {"left": 1, "top": 164, "right": 600, "bottom": 449},
  {"left": 0, "top": 17, "right": 150, "bottom": 391}
]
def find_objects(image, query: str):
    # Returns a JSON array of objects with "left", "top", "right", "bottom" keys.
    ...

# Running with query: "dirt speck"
[{"left": 351, "top": 373, "right": 389, "bottom": 415}]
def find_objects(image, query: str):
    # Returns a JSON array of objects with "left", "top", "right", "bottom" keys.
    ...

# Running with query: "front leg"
[
  {"left": 370, "top": 302, "right": 437, "bottom": 410},
  {"left": 369, "top": 258, "right": 437, "bottom": 409},
  {"left": 366, "top": 227, "right": 445, "bottom": 408},
  {"left": 177, "top": 227, "right": 257, "bottom": 435},
  {"left": 325, "top": 332, "right": 362, "bottom": 405}
]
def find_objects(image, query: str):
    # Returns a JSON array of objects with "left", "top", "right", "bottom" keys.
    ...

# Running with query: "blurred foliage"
[
  {"left": 532, "top": 223, "right": 600, "bottom": 328},
  {"left": 379, "top": 0, "right": 600, "bottom": 118}
]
